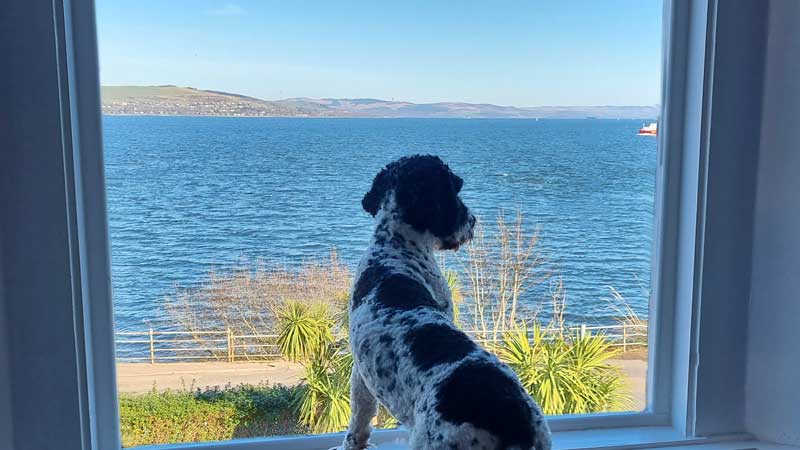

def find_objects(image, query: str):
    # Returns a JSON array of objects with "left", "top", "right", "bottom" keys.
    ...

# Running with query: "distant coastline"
[
  {"left": 101, "top": 114, "right": 654, "bottom": 120},
  {"left": 101, "top": 85, "right": 660, "bottom": 120}
]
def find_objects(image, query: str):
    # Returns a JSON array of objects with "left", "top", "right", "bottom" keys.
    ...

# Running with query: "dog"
[{"left": 336, "top": 155, "right": 551, "bottom": 450}]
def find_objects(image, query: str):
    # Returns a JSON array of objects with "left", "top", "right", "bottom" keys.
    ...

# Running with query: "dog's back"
[{"left": 349, "top": 264, "right": 550, "bottom": 450}]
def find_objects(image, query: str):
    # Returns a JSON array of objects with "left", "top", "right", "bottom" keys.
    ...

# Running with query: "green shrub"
[{"left": 119, "top": 384, "right": 304, "bottom": 447}]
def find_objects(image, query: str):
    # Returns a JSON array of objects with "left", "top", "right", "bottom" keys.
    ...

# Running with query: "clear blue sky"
[{"left": 96, "top": 0, "right": 663, "bottom": 106}]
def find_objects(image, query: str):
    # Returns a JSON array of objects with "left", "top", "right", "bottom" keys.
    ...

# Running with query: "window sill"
[{"left": 137, "top": 427, "right": 781, "bottom": 450}]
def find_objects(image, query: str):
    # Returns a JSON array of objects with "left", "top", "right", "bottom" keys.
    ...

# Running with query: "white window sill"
[{"left": 137, "top": 427, "right": 796, "bottom": 450}]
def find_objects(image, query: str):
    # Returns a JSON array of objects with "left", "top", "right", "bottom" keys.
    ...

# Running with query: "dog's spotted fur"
[{"left": 337, "top": 155, "right": 551, "bottom": 450}]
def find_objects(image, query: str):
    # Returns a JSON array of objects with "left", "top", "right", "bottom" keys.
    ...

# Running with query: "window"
[
  {"left": 86, "top": 1, "right": 679, "bottom": 448},
  {"left": 10, "top": 0, "right": 757, "bottom": 449},
  {"left": 92, "top": 2, "right": 668, "bottom": 447}
]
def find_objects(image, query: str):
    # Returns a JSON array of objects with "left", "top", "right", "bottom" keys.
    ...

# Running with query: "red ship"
[{"left": 638, "top": 122, "right": 657, "bottom": 136}]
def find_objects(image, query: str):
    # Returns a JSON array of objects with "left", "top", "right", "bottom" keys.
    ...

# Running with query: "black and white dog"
[{"left": 337, "top": 155, "right": 551, "bottom": 450}]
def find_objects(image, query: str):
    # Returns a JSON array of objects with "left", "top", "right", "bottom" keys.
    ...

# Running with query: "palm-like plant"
[
  {"left": 295, "top": 344, "right": 353, "bottom": 433},
  {"left": 276, "top": 300, "right": 334, "bottom": 362},
  {"left": 495, "top": 323, "right": 631, "bottom": 415},
  {"left": 332, "top": 289, "right": 351, "bottom": 333},
  {"left": 375, "top": 405, "right": 399, "bottom": 429},
  {"left": 445, "top": 270, "right": 464, "bottom": 328}
]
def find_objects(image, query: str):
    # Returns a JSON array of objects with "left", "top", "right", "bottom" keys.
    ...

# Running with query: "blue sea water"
[{"left": 103, "top": 116, "right": 657, "bottom": 332}]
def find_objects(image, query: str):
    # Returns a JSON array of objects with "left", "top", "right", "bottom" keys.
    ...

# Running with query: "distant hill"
[
  {"left": 101, "top": 86, "right": 659, "bottom": 119},
  {"left": 100, "top": 85, "right": 326, "bottom": 117}
]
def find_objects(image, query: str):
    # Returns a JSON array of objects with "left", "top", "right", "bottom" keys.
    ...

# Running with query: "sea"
[{"left": 103, "top": 116, "right": 657, "bottom": 332}]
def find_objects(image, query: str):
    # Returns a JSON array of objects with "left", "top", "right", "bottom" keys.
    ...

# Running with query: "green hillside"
[
  {"left": 100, "top": 85, "right": 324, "bottom": 117},
  {"left": 101, "top": 85, "right": 263, "bottom": 102}
]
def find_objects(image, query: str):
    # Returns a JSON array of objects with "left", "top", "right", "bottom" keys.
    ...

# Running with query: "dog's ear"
[
  {"left": 396, "top": 156, "right": 466, "bottom": 238},
  {"left": 362, "top": 164, "right": 395, "bottom": 216}
]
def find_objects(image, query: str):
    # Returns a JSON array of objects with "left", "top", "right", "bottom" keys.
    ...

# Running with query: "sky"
[{"left": 95, "top": 0, "right": 663, "bottom": 106}]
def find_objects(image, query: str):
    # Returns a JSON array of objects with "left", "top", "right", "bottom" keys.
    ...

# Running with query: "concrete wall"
[{"left": 745, "top": 0, "right": 800, "bottom": 446}]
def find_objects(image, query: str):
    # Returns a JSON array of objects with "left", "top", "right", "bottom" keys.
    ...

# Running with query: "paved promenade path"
[
  {"left": 117, "top": 352, "right": 647, "bottom": 411},
  {"left": 116, "top": 361, "right": 305, "bottom": 392}
]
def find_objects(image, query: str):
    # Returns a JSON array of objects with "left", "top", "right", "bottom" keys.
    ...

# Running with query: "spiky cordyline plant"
[
  {"left": 295, "top": 343, "right": 353, "bottom": 433},
  {"left": 445, "top": 270, "right": 464, "bottom": 328},
  {"left": 495, "top": 323, "right": 631, "bottom": 415},
  {"left": 276, "top": 300, "right": 334, "bottom": 362}
]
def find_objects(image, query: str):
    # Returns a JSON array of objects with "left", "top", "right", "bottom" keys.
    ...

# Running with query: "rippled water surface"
[{"left": 104, "top": 116, "right": 657, "bottom": 330}]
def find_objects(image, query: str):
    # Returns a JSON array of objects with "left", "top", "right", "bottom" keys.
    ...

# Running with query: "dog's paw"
[
  {"left": 329, "top": 444, "right": 375, "bottom": 450},
  {"left": 331, "top": 434, "right": 376, "bottom": 450}
]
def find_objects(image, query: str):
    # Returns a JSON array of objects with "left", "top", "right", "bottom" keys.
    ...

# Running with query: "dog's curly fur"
[{"left": 336, "top": 155, "right": 551, "bottom": 450}]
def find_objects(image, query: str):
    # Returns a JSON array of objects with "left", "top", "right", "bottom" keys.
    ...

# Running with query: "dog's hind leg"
[{"left": 337, "top": 366, "right": 378, "bottom": 450}]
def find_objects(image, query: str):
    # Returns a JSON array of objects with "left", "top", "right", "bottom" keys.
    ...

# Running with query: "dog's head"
[{"left": 362, "top": 155, "right": 476, "bottom": 250}]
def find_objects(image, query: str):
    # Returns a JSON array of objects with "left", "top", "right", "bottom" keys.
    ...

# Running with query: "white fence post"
[
  {"left": 580, "top": 323, "right": 587, "bottom": 339},
  {"left": 227, "top": 328, "right": 234, "bottom": 362},
  {"left": 148, "top": 328, "right": 155, "bottom": 364},
  {"left": 622, "top": 323, "right": 628, "bottom": 352}
]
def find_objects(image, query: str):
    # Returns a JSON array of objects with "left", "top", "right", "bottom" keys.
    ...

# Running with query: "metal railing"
[
  {"left": 115, "top": 323, "right": 647, "bottom": 364},
  {"left": 577, "top": 323, "right": 648, "bottom": 351},
  {"left": 467, "top": 324, "right": 647, "bottom": 352},
  {"left": 115, "top": 329, "right": 282, "bottom": 363}
]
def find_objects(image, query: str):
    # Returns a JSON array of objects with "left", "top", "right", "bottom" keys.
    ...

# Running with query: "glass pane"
[{"left": 97, "top": 1, "right": 663, "bottom": 447}]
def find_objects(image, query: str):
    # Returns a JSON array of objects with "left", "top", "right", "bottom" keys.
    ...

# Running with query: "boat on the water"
[{"left": 638, "top": 122, "right": 657, "bottom": 136}]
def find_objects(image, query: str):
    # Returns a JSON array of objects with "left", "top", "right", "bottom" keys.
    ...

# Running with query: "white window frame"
[{"left": 38, "top": 0, "right": 756, "bottom": 449}]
